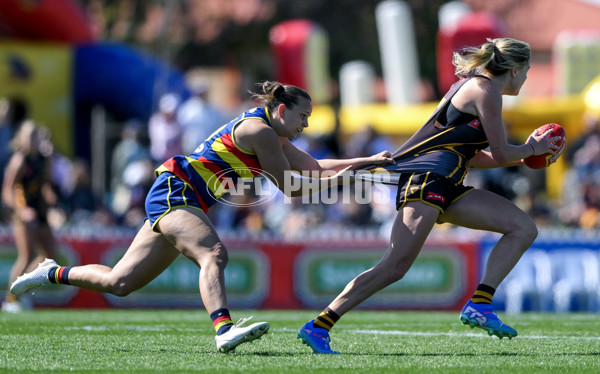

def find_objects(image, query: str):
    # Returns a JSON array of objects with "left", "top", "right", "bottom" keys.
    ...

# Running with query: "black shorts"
[{"left": 396, "top": 172, "right": 473, "bottom": 213}]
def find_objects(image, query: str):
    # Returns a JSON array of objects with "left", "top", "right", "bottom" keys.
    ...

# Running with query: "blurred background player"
[
  {"left": 10, "top": 81, "right": 392, "bottom": 352},
  {"left": 2, "top": 120, "right": 58, "bottom": 313},
  {"left": 298, "top": 38, "right": 562, "bottom": 353}
]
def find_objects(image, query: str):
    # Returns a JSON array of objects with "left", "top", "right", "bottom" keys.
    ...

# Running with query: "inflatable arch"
[{"left": 0, "top": 0, "right": 189, "bottom": 158}]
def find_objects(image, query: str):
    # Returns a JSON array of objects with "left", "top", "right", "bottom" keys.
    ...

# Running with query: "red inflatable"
[
  {"left": 0, "top": 0, "right": 94, "bottom": 43},
  {"left": 436, "top": 12, "right": 507, "bottom": 94}
]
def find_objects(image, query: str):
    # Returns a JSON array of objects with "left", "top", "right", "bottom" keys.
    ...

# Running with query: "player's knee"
[
  {"left": 521, "top": 216, "right": 538, "bottom": 241},
  {"left": 378, "top": 263, "right": 410, "bottom": 284},
  {"left": 200, "top": 242, "right": 229, "bottom": 269},
  {"left": 111, "top": 285, "right": 136, "bottom": 297},
  {"left": 215, "top": 243, "right": 229, "bottom": 267},
  {"left": 511, "top": 215, "right": 538, "bottom": 247},
  {"left": 387, "top": 268, "right": 408, "bottom": 284},
  {"left": 108, "top": 279, "right": 137, "bottom": 297}
]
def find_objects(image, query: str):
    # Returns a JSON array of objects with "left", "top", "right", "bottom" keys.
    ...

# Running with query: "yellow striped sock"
[
  {"left": 471, "top": 290, "right": 493, "bottom": 304},
  {"left": 313, "top": 309, "right": 340, "bottom": 331}
]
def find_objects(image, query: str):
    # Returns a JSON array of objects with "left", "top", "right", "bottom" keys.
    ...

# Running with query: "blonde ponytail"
[{"left": 453, "top": 38, "right": 531, "bottom": 78}]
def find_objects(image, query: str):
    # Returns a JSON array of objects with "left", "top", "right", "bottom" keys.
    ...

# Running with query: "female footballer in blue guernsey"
[
  {"left": 298, "top": 38, "right": 563, "bottom": 354},
  {"left": 10, "top": 81, "right": 393, "bottom": 353}
]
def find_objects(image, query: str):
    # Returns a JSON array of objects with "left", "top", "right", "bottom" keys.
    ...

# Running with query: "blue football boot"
[
  {"left": 297, "top": 319, "right": 339, "bottom": 354},
  {"left": 460, "top": 300, "right": 518, "bottom": 339}
]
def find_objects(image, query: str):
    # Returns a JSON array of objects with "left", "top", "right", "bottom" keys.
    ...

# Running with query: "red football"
[{"left": 523, "top": 123, "right": 567, "bottom": 169}]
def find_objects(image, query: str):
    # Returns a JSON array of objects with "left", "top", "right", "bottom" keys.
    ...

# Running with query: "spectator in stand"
[
  {"left": 148, "top": 93, "right": 183, "bottom": 163},
  {"left": 559, "top": 111, "right": 600, "bottom": 228},
  {"left": 2, "top": 121, "right": 58, "bottom": 313},
  {"left": 64, "top": 159, "right": 98, "bottom": 225},
  {"left": 343, "top": 124, "right": 395, "bottom": 160},
  {"left": 111, "top": 119, "right": 150, "bottom": 192},
  {"left": 338, "top": 124, "right": 397, "bottom": 229},
  {"left": 110, "top": 119, "right": 152, "bottom": 224},
  {"left": 177, "top": 80, "right": 228, "bottom": 155},
  {"left": 119, "top": 158, "right": 155, "bottom": 228},
  {"left": 564, "top": 111, "right": 600, "bottom": 166},
  {"left": 560, "top": 132, "right": 600, "bottom": 228}
]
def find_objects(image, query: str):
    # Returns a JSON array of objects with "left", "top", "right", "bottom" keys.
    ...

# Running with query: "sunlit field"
[{"left": 1, "top": 309, "right": 599, "bottom": 373}]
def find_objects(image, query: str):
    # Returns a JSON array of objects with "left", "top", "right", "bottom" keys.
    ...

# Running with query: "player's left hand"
[
  {"left": 548, "top": 138, "right": 566, "bottom": 165},
  {"left": 529, "top": 128, "right": 562, "bottom": 156}
]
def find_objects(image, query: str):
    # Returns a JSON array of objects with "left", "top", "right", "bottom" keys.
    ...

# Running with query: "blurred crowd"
[{"left": 2, "top": 88, "right": 600, "bottom": 238}]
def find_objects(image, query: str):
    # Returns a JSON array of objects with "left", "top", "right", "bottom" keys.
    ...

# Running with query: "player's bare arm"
[
  {"left": 1, "top": 153, "right": 25, "bottom": 209},
  {"left": 279, "top": 138, "right": 393, "bottom": 173},
  {"left": 471, "top": 83, "right": 531, "bottom": 164},
  {"left": 235, "top": 118, "right": 293, "bottom": 187}
]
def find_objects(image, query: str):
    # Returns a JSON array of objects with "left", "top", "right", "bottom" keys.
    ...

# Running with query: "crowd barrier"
[{"left": 1, "top": 228, "right": 599, "bottom": 312}]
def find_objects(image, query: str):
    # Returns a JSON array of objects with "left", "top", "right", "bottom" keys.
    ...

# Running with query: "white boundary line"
[
  {"left": 66, "top": 326, "right": 600, "bottom": 341},
  {"left": 277, "top": 327, "right": 600, "bottom": 340},
  {"left": 347, "top": 329, "right": 600, "bottom": 340}
]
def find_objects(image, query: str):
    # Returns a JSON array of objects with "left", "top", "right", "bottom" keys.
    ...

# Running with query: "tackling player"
[{"left": 11, "top": 81, "right": 393, "bottom": 352}]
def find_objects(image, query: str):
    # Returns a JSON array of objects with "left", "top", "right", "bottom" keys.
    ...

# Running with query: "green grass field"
[{"left": 1, "top": 309, "right": 599, "bottom": 373}]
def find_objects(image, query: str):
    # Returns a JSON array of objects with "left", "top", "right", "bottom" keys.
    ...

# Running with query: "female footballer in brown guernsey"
[{"left": 298, "top": 38, "right": 562, "bottom": 354}]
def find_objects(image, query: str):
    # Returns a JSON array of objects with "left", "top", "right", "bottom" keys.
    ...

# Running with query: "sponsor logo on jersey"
[
  {"left": 426, "top": 192, "right": 445, "bottom": 203},
  {"left": 467, "top": 119, "right": 482, "bottom": 129}
]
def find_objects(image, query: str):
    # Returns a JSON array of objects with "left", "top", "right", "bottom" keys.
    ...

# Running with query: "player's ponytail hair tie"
[
  {"left": 486, "top": 39, "right": 498, "bottom": 53},
  {"left": 252, "top": 80, "right": 311, "bottom": 113},
  {"left": 272, "top": 83, "right": 286, "bottom": 98},
  {"left": 261, "top": 81, "right": 284, "bottom": 100}
]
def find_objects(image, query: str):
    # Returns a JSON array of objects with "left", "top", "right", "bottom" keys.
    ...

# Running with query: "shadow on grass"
[
  {"left": 109, "top": 347, "right": 600, "bottom": 357},
  {"left": 228, "top": 351, "right": 600, "bottom": 357}
]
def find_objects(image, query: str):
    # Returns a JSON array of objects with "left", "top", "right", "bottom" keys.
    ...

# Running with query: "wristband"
[{"left": 529, "top": 143, "right": 536, "bottom": 156}]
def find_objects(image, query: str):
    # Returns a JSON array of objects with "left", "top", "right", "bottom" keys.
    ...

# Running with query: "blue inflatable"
[
  {"left": 75, "top": 43, "right": 189, "bottom": 121},
  {"left": 0, "top": 0, "right": 191, "bottom": 158},
  {"left": 74, "top": 43, "right": 190, "bottom": 157}
]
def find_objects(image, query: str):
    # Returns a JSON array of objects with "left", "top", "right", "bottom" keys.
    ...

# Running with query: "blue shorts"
[
  {"left": 145, "top": 172, "right": 206, "bottom": 232},
  {"left": 396, "top": 172, "right": 473, "bottom": 213}
]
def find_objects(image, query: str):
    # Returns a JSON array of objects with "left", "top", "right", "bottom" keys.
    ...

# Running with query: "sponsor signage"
[
  {"left": 0, "top": 231, "right": 477, "bottom": 310},
  {"left": 294, "top": 245, "right": 469, "bottom": 309},
  {"left": 101, "top": 246, "right": 270, "bottom": 308}
]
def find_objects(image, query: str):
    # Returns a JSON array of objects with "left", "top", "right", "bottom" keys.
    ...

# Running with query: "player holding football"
[
  {"left": 298, "top": 38, "right": 563, "bottom": 354},
  {"left": 10, "top": 81, "right": 393, "bottom": 353}
]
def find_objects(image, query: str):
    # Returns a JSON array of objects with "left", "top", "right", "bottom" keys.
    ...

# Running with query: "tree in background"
[{"left": 80, "top": 0, "right": 450, "bottom": 101}]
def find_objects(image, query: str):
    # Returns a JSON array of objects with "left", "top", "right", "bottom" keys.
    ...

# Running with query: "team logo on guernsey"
[
  {"left": 426, "top": 192, "right": 445, "bottom": 203},
  {"left": 194, "top": 143, "right": 205, "bottom": 153},
  {"left": 205, "top": 167, "right": 279, "bottom": 207}
]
